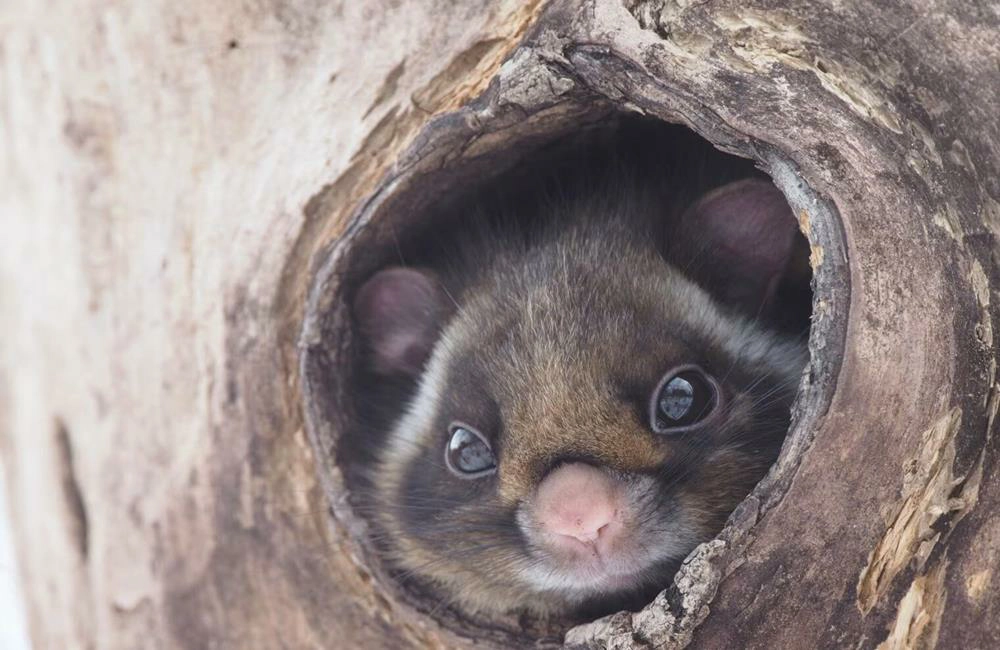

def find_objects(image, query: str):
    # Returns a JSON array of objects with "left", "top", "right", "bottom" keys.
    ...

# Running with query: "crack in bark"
[{"left": 55, "top": 418, "right": 89, "bottom": 561}]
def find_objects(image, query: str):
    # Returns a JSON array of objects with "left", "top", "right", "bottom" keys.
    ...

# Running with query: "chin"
[{"left": 518, "top": 551, "right": 684, "bottom": 618}]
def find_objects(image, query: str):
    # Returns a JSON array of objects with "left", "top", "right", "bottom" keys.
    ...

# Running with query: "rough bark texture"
[{"left": 2, "top": 1, "right": 997, "bottom": 650}]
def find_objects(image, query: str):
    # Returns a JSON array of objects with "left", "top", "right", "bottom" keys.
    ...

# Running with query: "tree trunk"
[{"left": 2, "top": 1, "right": 997, "bottom": 649}]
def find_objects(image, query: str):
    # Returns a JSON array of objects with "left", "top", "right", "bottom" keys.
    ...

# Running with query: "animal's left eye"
[
  {"left": 650, "top": 367, "right": 718, "bottom": 432},
  {"left": 445, "top": 425, "right": 497, "bottom": 477}
]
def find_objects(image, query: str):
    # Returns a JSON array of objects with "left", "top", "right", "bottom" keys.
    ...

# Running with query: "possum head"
[{"left": 353, "top": 179, "right": 808, "bottom": 618}]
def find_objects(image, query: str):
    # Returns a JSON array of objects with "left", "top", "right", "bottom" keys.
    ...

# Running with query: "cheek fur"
[
  {"left": 649, "top": 387, "right": 789, "bottom": 535},
  {"left": 681, "top": 444, "right": 774, "bottom": 530}
]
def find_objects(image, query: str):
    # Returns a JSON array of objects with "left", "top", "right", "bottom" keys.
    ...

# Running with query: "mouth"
[
  {"left": 519, "top": 532, "right": 668, "bottom": 596},
  {"left": 519, "top": 551, "right": 663, "bottom": 599},
  {"left": 573, "top": 563, "right": 650, "bottom": 591}
]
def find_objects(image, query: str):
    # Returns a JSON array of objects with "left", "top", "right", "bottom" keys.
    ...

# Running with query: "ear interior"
[
  {"left": 671, "top": 178, "right": 807, "bottom": 319},
  {"left": 352, "top": 267, "right": 453, "bottom": 377}
]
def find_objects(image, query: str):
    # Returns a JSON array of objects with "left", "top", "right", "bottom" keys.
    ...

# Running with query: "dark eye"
[
  {"left": 445, "top": 425, "right": 497, "bottom": 477},
  {"left": 650, "top": 367, "right": 718, "bottom": 432}
]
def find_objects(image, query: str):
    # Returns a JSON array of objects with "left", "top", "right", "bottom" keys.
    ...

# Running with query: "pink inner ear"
[
  {"left": 353, "top": 267, "right": 451, "bottom": 377},
  {"left": 678, "top": 178, "right": 799, "bottom": 314},
  {"left": 696, "top": 179, "right": 796, "bottom": 266}
]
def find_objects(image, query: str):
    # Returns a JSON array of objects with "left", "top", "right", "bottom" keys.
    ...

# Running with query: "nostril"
[
  {"left": 572, "top": 522, "right": 610, "bottom": 545},
  {"left": 546, "top": 509, "right": 616, "bottom": 545},
  {"left": 547, "top": 518, "right": 622, "bottom": 558}
]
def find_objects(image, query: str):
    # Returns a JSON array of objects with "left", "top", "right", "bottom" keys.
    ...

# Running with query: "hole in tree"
[{"left": 306, "top": 114, "right": 814, "bottom": 640}]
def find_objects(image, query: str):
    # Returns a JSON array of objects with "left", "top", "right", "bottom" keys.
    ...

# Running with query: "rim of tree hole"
[{"left": 298, "top": 19, "right": 851, "bottom": 649}]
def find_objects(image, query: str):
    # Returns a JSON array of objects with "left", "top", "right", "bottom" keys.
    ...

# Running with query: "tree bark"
[{"left": 2, "top": 1, "right": 997, "bottom": 649}]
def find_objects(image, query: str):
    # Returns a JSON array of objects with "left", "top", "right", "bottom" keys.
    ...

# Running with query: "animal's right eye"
[
  {"left": 445, "top": 425, "right": 497, "bottom": 478},
  {"left": 650, "top": 366, "right": 719, "bottom": 433}
]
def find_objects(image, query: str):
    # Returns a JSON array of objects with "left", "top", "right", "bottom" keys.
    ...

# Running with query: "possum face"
[{"left": 353, "top": 179, "right": 808, "bottom": 618}]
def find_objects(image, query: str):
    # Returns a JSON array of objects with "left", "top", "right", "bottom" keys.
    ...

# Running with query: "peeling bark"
[{"left": 2, "top": 0, "right": 998, "bottom": 649}]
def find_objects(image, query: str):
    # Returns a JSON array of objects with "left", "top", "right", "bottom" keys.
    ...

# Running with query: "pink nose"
[{"left": 534, "top": 463, "right": 621, "bottom": 546}]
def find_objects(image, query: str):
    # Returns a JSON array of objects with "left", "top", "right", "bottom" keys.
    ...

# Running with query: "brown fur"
[
  {"left": 350, "top": 119, "right": 809, "bottom": 620},
  {"left": 367, "top": 213, "right": 806, "bottom": 618}
]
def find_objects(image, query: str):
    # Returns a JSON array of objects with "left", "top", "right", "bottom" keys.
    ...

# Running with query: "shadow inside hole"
[{"left": 331, "top": 114, "right": 813, "bottom": 633}]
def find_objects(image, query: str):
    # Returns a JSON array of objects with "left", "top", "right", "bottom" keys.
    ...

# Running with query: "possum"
[{"left": 350, "top": 129, "right": 810, "bottom": 620}]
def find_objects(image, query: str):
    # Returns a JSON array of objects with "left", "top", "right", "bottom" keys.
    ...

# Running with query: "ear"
[
  {"left": 352, "top": 267, "right": 453, "bottom": 377},
  {"left": 672, "top": 178, "right": 805, "bottom": 316}
]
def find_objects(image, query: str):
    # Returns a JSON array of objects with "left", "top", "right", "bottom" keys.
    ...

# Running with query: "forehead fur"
[{"left": 377, "top": 225, "right": 804, "bottom": 499}]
